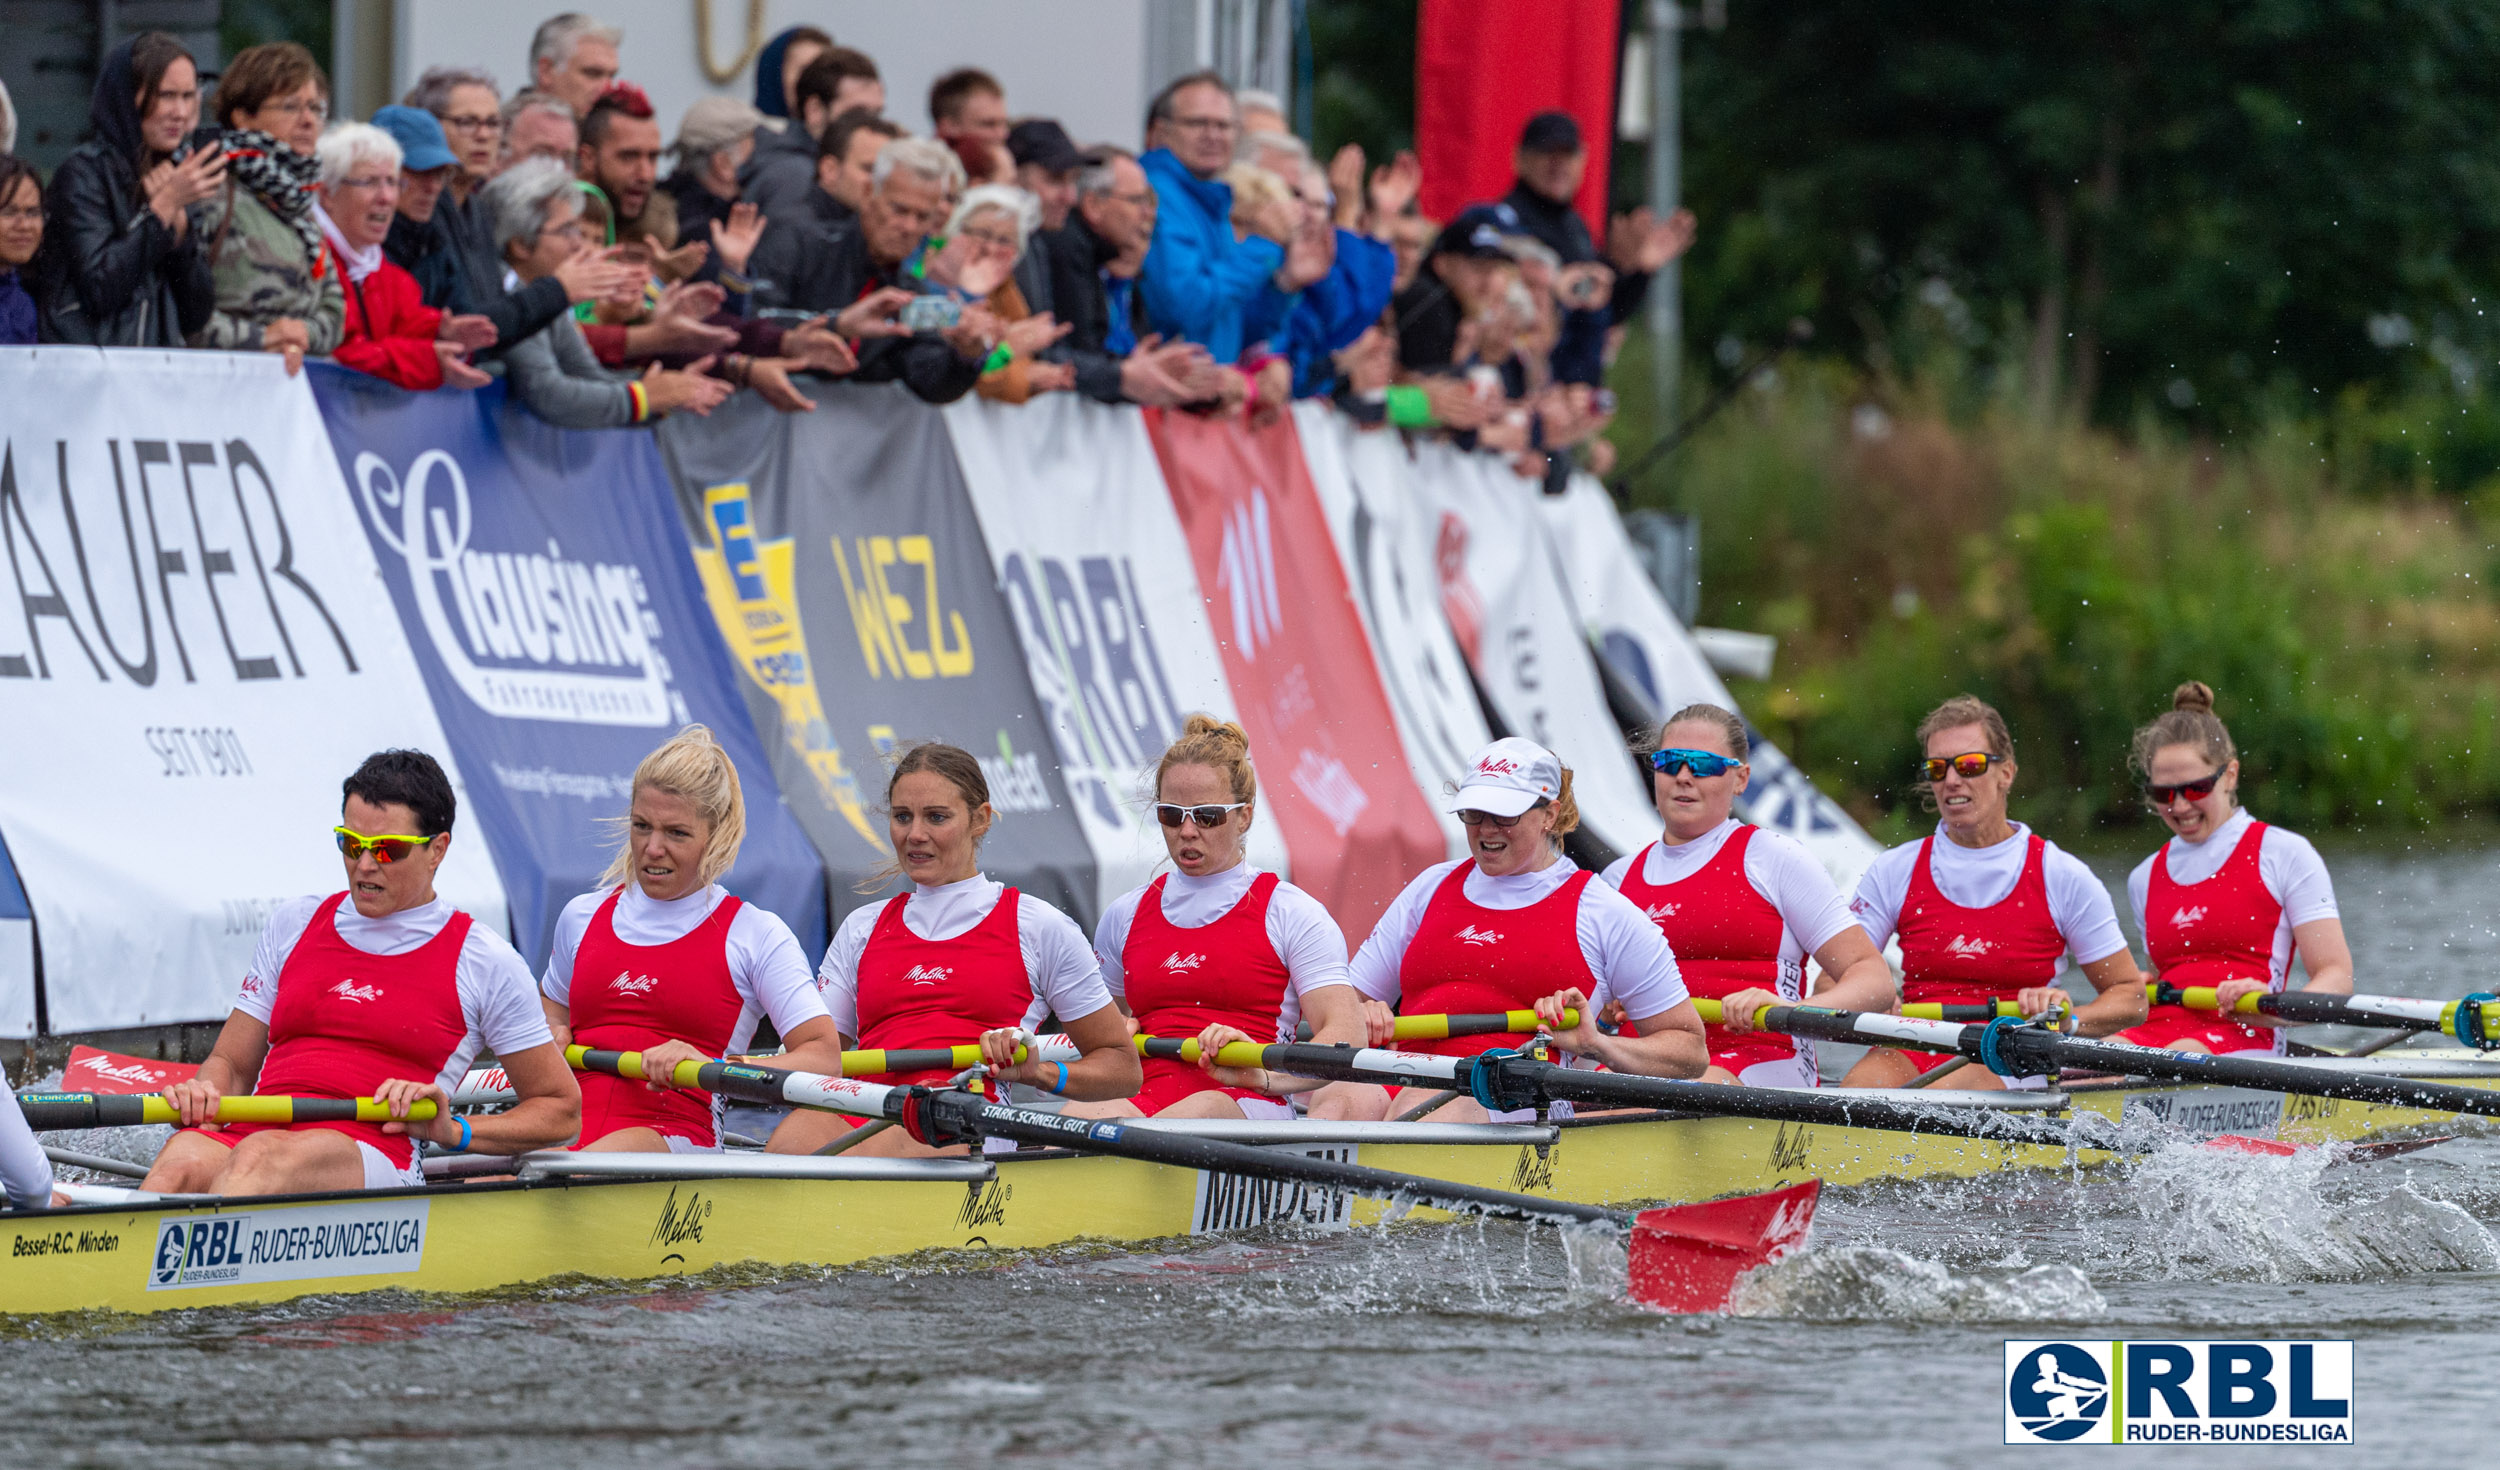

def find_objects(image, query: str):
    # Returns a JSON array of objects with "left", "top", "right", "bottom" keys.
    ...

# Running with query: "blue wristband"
[
  {"left": 451, "top": 1114, "right": 471, "bottom": 1153},
  {"left": 1052, "top": 1061, "right": 1069, "bottom": 1095}
]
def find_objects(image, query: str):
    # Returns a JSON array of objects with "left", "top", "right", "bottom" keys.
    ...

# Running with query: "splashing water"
[{"left": 1727, "top": 1247, "right": 2107, "bottom": 1322}]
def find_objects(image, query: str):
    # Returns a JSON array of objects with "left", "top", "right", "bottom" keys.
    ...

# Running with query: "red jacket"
[{"left": 336, "top": 258, "right": 446, "bottom": 390}]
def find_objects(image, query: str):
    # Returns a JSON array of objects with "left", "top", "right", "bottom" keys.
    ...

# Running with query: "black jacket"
[
  {"left": 37, "top": 40, "right": 215, "bottom": 345},
  {"left": 739, "top": 121, "right": 820, "bottom": 220},
  {"left": 383, "top": 188, "right": 568, "bottom": 364},
  {"left": 1501, "top": 180, "right": 1648, "bottom": 385},
  {"left": 748, "top": 219, "right": 983, "bottom": 405},
  {"left": 1036, "top": 214, "right": 1142, "bottom": 404}
]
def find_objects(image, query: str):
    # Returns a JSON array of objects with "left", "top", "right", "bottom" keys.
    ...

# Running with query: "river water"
[{"left": 4, "top": 838, "right": 2496, "bottom": 1468}]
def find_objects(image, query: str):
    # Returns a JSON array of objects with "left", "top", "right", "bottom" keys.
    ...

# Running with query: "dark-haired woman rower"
[
  {"left": 768, "top": 743, "right": 1140, "bottom": 1156},
  {"left": 2117, "top": 682, "right": 2351, "bottom": 1055},
  {"left": 1842, "top": 694, "right": 2146, "bottom": 1089},
  {"left": 1080, "top": 716, "right": 1367, "bottom": 1119}
]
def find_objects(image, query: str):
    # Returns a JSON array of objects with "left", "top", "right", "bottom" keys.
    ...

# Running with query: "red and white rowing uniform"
[
  {"left": 1094, "top": 865, "right": 1351, "bottom": 1118},
  {"left": 542, "top": 882, "right": 827, "bottom": 1151},
  {"left": 1851, "top": 823, "right": 2129, "bottom": 1086},
  {"left": 216, "top": 892, "right": 551, "bottom": 1188},
  {"left": 1353, "top": 858, "right": 1687, "bottom": 1116},
  {"left": 2118, "top": 809, "right": 2337, "bottom": 1057},
  {"left": 1604, "top": 820, "right": 1856, "bottom": 1088},
  {"left": 818, "top": 874, "right": 1114, "bottom": 1099}
]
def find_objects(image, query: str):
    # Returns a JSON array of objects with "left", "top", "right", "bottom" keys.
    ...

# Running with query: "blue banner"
[{"left": 309, "top": 367, "right": 827, "bottom": 966}]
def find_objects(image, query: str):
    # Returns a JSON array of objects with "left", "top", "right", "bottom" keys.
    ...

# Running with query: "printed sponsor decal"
[
  {"left": 11, "top": 1225, "right": 123, "bottom": 1259},
  {"left": 649, "top": 1186, "right": 712, "bottom": 1250},
  {"left": 1455, "top": 925, "right": 1503, "bottom": 947},
  {"left": 1643, "top": 902, "right": 1678, "bottom": 921},
  {"left": 2004, "top": 1340, "right": 2353, "bottom": 1445},
  {"left": 1946, "top": 936, "right": 1997, "bottom": 957},
  {"left": 2171, "top": 906, "right": 2207, "bottom": 929},
  {"left": 610, "top": 971, "right": 659, "bottom": 995},
  {"left": 956, "top": 1178, "right": 1012, "bottom": 1229},
  {"left": 1190, "top": 1144, "right": 1354, "bottom": 1233},
  {"left": 147, "top": 1198, "right": 428, "bottom": 1291},
  {"left": 902, "top": 964, "right": 951, "bottom": 986},
  {"left": 328, "top": 978, "right": 381, "bottom": 1004},
  {"left": 2121, "top": 1087, "right": 2287, "bottom": 1139},
  {"left": 63, "top": 1047, "right": 196, "bottom": 1094}
]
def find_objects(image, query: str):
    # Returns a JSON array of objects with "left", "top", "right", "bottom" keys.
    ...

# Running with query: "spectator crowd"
[{"left": 0, "top": 15, "right": 1695, "bottom": 476}]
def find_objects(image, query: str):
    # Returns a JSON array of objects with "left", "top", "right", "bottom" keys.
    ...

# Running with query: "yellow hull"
[{"left": 6, "top": 1064, "right": 2487, "bottom": 1318}]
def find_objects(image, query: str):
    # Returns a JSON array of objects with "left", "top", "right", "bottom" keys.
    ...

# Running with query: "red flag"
[
  {"left": 1145, "top": 410, "right": 1447, "bottom": 941},
  {"left": 1416, "top": 0, "right": 1622, "bottom": 235}
]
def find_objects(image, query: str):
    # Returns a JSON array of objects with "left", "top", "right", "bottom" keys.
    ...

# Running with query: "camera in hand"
[{"left": 899, "top": 295, "right": 965, "bottom": 332}]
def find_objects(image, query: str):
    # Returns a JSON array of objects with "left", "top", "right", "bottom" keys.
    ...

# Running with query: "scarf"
[
  {"left": 313, "top": 201, "right": 384, "bottom": 284},
  {"left": 221, "top": 129, "right": 326, "bottom": 262}
]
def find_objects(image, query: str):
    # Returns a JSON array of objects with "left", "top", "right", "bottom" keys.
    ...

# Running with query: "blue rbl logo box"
[{"left": 2004, "top": 1340, "right": 2354, "bottom": 1445}]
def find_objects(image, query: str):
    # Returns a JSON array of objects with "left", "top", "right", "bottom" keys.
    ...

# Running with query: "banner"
[
  {"left": 1404, "top": 441, "right": 1655, "bottom": 862},
  {"left": 313, "top": 366, "right": 827, "bottom": 966},
  {"left": 0, "top": 834, "right": 30, "bottom": 1037},
  {"left": 1296, "top": 406, "right": 1483, "bottom": 861},
  {"left": 0, "top": 349, "right": 505, "bottom": 1032},
  {"left": 1147, "top": 409, "right": 1445, "bottom": 933},
  {"left": 1539, "top": 473, "right": 1880, "bottom": 886},
  {"left": 945, "top": 395, "right": 1290, "bottom": 918},
  {"left": 659, "top": 386, "right": 1096, "bottom": 925},
  {"left": 1416, "top": 0, "right": 1620, "bottom": 236}
]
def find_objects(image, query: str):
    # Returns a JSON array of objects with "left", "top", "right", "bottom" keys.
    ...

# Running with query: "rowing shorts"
[
  {"left": 1135, "top": 1060, "right": 1283, "bottom": 1118},
  {"left": 2118, "top": 1007, "right": 2283, "bottom": 1056},
  {"left": 1897, "top": 1046, "right": 2048, "bottom": 1092},
  {"left": 188, "top": 1123, "right": 426, "bottom": 1189},
  {"left": 1714, "top": 1049, "right": 1816, "bottom": 1090}
]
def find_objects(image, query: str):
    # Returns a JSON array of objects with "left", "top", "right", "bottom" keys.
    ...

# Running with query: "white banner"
[
  {"left": 0, "top": 349, "right": 506, "bottom": 1033},
  {"left": 945, "top": 395, "right": 1290, "bottom": 916},
  {"left": 1402, "top": 442, "right": 1655, "bottom": 861},
  {"left": 1540, "top": 474, "right": 1879, "bottom": 889},
  {"left": 1295, "top": 406, "right": 1477, "bottom": 861}
]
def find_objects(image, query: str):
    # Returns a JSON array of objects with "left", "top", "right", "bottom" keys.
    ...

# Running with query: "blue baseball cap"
[{"left": 372, "top": 105, "right": 459, "bottom": 172}]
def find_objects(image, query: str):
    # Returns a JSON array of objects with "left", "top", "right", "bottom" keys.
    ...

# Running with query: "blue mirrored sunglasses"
[{"left": 1650, "top": 748, "right": 1743, "bottom": 778}]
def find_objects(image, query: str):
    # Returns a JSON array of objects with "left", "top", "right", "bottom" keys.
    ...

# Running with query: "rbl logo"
[{"left": 2004, "top": 1340, "right": 2353, "bottom": 1445}]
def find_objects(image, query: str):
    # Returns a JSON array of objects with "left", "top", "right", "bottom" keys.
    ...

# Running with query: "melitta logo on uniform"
[
  {"left": 610, "top": 972, "right": 660, "bottom": 995},
  {"left": 351, "top": 449, "right": 684, "bottom": 727},
  {"left": 902, "top": 965, "right": 951, "bottom": 986},
  {"left": 1164, "top": 953, "right": 1206, "bottom": 972},
  {"left": 329, "top": 978, "right": 382, "bottom": 1004},
  {"left": 1476, "top": 758, "right": 1522, "bottom": 777},
  {"left": 1455, "top": 925, "right": 1503, "bottom": 947},
  {"left": 148, "top": 1199, "right": 429, "bottom": 1291},
  {"left": 1644, "top": 902, "right": 1678, "bottom": 920},
  {"left": 2173, "top": 905, "right": 2208, "bottom": 929},
  {"left": 2004, "top": 1340, "right": 2353, "bottom": 1444},
  {"left": 1946, "top": 936, "right": 1997, "bottom": 957}
]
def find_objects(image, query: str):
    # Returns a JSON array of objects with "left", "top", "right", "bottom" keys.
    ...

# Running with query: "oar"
[
  {"left": 11, "top": 1091, "right": 439, "bottom": 1130},
  {"left": 1734, "top": 1003, "right": 2500, "bottom": 1117},
  {"left": 1693, "top": 998, "right": 2061, "bottom": 1026},
  {"left": 564, "top": 1045, "right": 1817, "bottom": 1311},
  {"left": 2152, "top": 983, "right": 2500, "bottom": 1049},
  {"left": 1141, "top": 1038, "right": 2091, "bottom": 1147}
]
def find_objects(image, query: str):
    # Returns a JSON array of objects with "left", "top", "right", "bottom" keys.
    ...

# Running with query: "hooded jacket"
[
  {"left": 37, "top": 38, "right": 216, "bottom": 345},
  {"left": 1137, "top": 147, "right": 1293, "bottom": 363}
]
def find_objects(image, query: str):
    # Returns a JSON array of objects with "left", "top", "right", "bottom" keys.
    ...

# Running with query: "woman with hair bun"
[
  {"left": 1842, "top": 694, "right": 2146, "bottom": 1089},
  {"left": 1330, "top": 737, "right": 1707, "bottom": 1123},
  {"left": 1078, "top": 716, "right": 1367, "bottom": 1119},
  {"left": 2116, "top": 683, "right": 2352, "bottom": 1055},
  {"left": 1604, "top": 704, "right": 1895, "bottom": 1087},
  {"left": 542, "top": 725, "right": 844, "bottom": 1151},
  {"left": 769, "top": 741, "right": 1140, "bottom": 1155}
]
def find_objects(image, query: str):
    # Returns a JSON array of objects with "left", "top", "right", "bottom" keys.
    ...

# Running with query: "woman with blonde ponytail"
[
  {"left": 1335, "top": 737, "right": 1707, "bottom": 1124},
  {"left": 540, "top": 726, "right": 847, "bottom": 1152},
  {"left": 2116, "top": 683, "right": 2352, "bottom": 1055},
  {"left": 1073, "top": 716, "right": 1368, "bottom": 1120}
]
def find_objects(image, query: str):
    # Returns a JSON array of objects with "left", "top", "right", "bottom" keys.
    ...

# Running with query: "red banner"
[
  {"left": 1145, "top": 410, "right": 1447, "bottom": 940},
  {"left": 64, "top": 1046, "right": 198, "bottom": 1094},
  {"left": 1416, "top": 0, "right": 1622, "bottom": 235}
]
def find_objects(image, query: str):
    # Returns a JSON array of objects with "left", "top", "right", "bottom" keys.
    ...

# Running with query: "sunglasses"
[
  {"left": 1456, "top": 803, "right": 1548, "bottom": 829},
  {"left": 1923, "top": 752, "right": 2000, "bottom": 783},
  {"left": 2144, "top": 770, "right": 2225, "bottom": 807},
  {"left": 1651, "top": 748, "right": 1743, "bottom": 778},
  {"left": 1155, "top": 802, "right": 1249, "bottom": 829},
  {"left": 334, "top": 826, "right": 435, "bottom": 864}
]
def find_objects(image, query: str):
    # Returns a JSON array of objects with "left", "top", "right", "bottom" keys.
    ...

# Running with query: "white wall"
[{"left": 390, "top": 0, "right": 1156, "bottom": 155}]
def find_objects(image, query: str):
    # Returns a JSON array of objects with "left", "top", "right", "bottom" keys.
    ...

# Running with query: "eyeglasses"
[
  {"left": 267, "top": 98, "right": 329, "bottom": 122},
  {"left": 334, "top": 175, "right": 394, "bottom": 192},
  {"left": 1156, "top": 802, "right": 1249, "bottom": 829},
  {"left": 2145, "top": 770, "right": 2226, "bottom": 807},
  {"left": 1923, "top": 752, "right": 2000, "bottom": 783},
  {"left": 955, "top": 227, "right": 1020, "bottom": 253},
  {"left": 1169, "top": 116, "right": 1237, "bottom": 134},
  {"left": 335, "top": 826, "right": 435, "bottom": 864},
  {"left": 443, "top": 114, "right": 504, "bottom": 135},
  {"left": 1456, "top": 804, "right": 1545, "bottom": 829},
  {"left": 1651, "top": 748, "right": 1743, "bottom": 778}
]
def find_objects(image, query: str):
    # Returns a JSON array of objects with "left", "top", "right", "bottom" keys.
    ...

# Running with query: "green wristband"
[{"left": 1385, "top": 383, "right": 1436, "bottom": 428}]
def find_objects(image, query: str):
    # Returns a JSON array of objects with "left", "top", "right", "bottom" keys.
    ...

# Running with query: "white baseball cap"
[{"left": 1451, "top": 737, "right": 1564, "bottom": 818}]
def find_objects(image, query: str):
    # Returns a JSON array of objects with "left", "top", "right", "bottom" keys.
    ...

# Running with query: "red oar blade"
[
  {"left": 1626, "top": 1178, "right": 1820, "bottom": 1314},
  {"left": 63, "top": 1046, "right": 196, "bottom": 1095},
  {"left": 2202, "top": 1133, "right": 2300, "bottom": 1157}
]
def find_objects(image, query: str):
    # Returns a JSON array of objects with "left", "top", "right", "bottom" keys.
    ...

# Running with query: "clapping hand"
[
  {"left": 1605, "top": 206, "right": 1697, "bottom": 275},
  {"left": 708, "top": 203, "right": 767, "bottom": 278}
]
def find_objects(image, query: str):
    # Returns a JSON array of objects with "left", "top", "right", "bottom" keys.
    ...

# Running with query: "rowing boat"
[{"left": 6, "top": 1047, "right": 2493, "bottom": 1317}]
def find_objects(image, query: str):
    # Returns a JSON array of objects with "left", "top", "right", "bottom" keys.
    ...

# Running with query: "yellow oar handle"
[
  {"left": 1896, "top": 998, "right": 2069, "bottom": 1021},
  {"left": 138, "top": 1096, "right": 439, "bottom": 1125},
  {"left": 1140, "top": 1008, "right": 1583, "bottom": 1063},
  {"left": 567, "top": 1040, "right": 1026, "bottom": 1084},
  {"left": 1146, "top": 1039, "right": 1276, "bottom": 1067},
  {"left": 2149, "top": 984, "right": 2263, "bottom": 1015}
]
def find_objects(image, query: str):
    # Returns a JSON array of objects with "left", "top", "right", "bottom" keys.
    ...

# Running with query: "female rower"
[
  {"left": 2116, "top": 682, "right": 2351, "bottom": 1055},
  {"left": 768, "top": 742, "right": 1140, "bottom": 1156},
  {"left": 142, "top": 750, "right": 579, "bottom": 1195},
  {"left": 1604, "top": 704, "right": 1894, "bottom": 1087},
  {"left": 1841, "top": 695, "right": 2146, "bottom": 1089},
  {"left": 1077, "top": 716, "right": 1365, "bottom": 1120},
  {"left": 1330, "top": 738, "right": 1706, "bottom": 1123},
  {"left": 540, "top": 726, "right": 845, "bottom": 1151}
]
